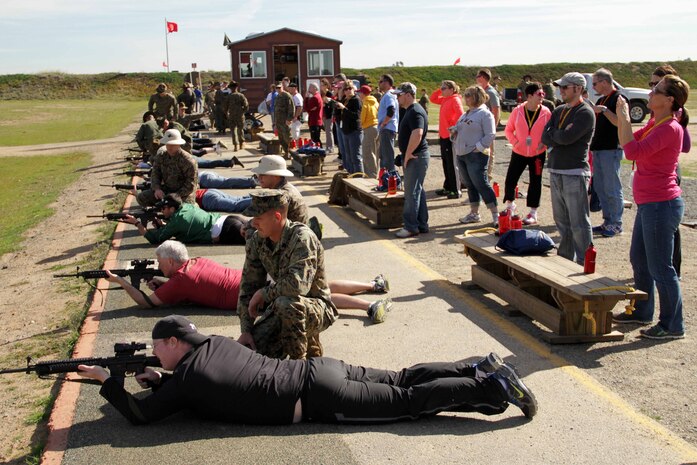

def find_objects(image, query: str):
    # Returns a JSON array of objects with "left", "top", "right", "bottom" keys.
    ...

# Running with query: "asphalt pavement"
[{"left": 54, "top": 139, "right": 697, "bottom": 465}]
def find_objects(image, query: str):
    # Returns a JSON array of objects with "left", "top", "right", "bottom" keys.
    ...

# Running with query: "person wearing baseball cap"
[
  {"left": 77, "top": 313, "right": 536, "bottom": 424},
  {"left": 238, "top": 189, "right": 338, "bottom": 360},
  {"left": 541, "top": 72, "right": 596, "bottom": 265},
  {"left": 393, "top": 82, "right": 431, "bottom": 238}
]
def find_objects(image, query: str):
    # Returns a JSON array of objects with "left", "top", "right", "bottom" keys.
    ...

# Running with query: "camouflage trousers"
[
  {"left": 228, "top": 115, "right": 245, "bottom": 147},
  {"left": 275, "top": 122, "right": 291, "bottom": 155},
  {"left": 252, "top": 295, "right": 334, "bottom": 360},
  {"left": 136, "top": 189, "right": 196, "bottom": 207}
]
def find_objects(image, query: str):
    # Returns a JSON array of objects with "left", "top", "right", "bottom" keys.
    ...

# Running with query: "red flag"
[
  {"left": 453, "top": 57, "right": 461, "bottom": 66},
  {"left": 166, "top": 21, "right": 178, "bottom": 33},
  {"left": 162, "top": 61, "right": 168, "bottom": 68}
]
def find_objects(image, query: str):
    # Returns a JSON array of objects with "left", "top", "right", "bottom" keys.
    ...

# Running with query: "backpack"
[
  {"left": 328, "top": 172, "right": 366, "bottom": 206},
  {"left": 495, "top": 229, "right": 555, "bottom": 255},
  {"left": 375, "top": 169, "right": 402, "bottom": 192}
]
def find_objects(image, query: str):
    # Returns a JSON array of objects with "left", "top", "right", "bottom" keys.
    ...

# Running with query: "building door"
[{"left": 272, "top": 44, "right": 300, "bottom": 88}]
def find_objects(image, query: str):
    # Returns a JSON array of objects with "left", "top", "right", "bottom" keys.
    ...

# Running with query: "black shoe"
[
  {"left": 435, "top": 188, "right": 449, "bottom": 196},
  {"left": 308, "top": 216, "right": 323, "bottom": 240},
  {"left": 493, "top": 362, "right": 538, "bottom": 419},
  {"left": 232, "top": 156, "right": 245, "bottom": 169},
  {"left": 447, "top": 191, "right": 461, "bottom": 199}
]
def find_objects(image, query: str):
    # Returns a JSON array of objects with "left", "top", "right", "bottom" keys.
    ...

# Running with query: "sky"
[{"left": 1, "top": 0, "right": 696, "bottom": 75}]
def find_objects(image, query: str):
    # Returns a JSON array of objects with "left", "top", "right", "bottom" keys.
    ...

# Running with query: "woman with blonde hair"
[
  {"left": 430, "top": 80, "right": 464, "bottom": 198},
  {"left": 451, "top": 85, "right": 497, "bottom": 225}
]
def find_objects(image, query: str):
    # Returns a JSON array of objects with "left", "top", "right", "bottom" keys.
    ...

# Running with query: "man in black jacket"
[{"left": 77, "top": 315, "right": 538, "bottom": 425}]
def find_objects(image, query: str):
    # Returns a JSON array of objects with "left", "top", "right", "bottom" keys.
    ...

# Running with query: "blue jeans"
[
  {"left": 402, "top": 154, "right": 430, "bottom": 232},
  {"left": 335, "top": 127, "right": 346, "bottom": 165},
  {"left": 457, "top": 152, "right": 497, "bottom": 208},
  {"left": 201, "top": 189, "right": 251, "bottom": 213},
  {"left": 629, "top": 197, "right": 684, "bottom": 333},
  {"left": 379, "top": 129, "right": 396, "bottom": 171},
  {"left": 550, "top": 173, "right": 592, "bottom": 264},
  {"left": 343, "top": 129, "right": 364, "bottom": 174},
  {"left": 592, "top": 149, "right": 624, "bottom": 226},
  {"left": 196, "top": 157, "right": 231, "bottom": 169},
  {"left": 199, "top": 171, "right": 256, "bottom": 189}
]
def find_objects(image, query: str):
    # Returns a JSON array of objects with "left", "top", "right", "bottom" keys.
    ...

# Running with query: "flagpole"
[{"left": 164, "top": 18, "right": 170, "bottom": 73}]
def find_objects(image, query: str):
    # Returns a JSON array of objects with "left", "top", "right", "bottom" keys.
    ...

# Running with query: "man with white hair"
[{"left": 136, "top": 128, "right": 198, "bottom": 207}]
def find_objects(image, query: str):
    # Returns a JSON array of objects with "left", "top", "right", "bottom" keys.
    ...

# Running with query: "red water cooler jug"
[
  {"left": 498, "top": 210, "right": 511, "bottom": 235},
  {"left": 387, "top": 174, "right": 397, "bottom": 195},
  {"left": 510, "top": 215, "right": 522, "bottom": 230}
]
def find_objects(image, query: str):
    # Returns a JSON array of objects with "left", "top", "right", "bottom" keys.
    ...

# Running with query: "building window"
[
  {"left": 307, "top": 50, "right": 334, "bottom": 77},
  {"left": 239, "top": 51, "right": 267, "bottom": 79}
]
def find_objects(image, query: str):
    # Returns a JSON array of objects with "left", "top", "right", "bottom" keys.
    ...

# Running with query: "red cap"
[{"left": 358, "top": 85, "right": 372, "bottom": 95}]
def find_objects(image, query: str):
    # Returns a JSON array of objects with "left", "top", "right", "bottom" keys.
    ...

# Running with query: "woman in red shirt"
[
  {"left": 614, "top": 75, "right": 690, "bottom": 339},
  {"left": 430, "top": 80, "right": 464, "bottom": 198}
]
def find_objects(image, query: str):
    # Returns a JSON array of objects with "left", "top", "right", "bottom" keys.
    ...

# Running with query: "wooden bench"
[
  {"left": 257, "top": 133, "right": 281, "bottom": 155},
  {"left": 343, "top": 178, "right": 404, "bottom": 229},
  {"left": 290, "top": 150, "right": 325, "bottom": 177},
  {"left": 455, "top": 232, "right": 647, "bottom": 344}
]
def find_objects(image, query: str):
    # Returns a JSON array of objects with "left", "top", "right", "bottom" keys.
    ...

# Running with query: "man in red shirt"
[
  {"left": 304, "top": 83, "right": 324, "bottom": 145},
  {"left": 106, "top": 240, "right": 392, "bottom": 322}
]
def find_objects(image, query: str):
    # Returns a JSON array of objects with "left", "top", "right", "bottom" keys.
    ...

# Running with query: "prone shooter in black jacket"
[{"left": 77, "top": 315, "right": 538, "bottom": 425}]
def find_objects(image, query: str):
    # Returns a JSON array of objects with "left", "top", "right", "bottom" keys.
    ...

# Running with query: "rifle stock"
[{"left": 53, "top": 259, "right": 163, "bottom": 290}]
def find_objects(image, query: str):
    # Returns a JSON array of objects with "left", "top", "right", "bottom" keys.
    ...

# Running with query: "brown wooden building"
[{"left": 226, "top": 28, "right": 342, "bottom": 108}]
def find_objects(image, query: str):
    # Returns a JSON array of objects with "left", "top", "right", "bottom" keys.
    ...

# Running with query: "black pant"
[
  {"left": 309, "top": 125, "right": 322, "bottom": 146},
  {"left": 439, "top": 138, "right": 458, "bottom": 193},
  {"left": 503, "top": 151, "right": 546, "bottom": 208},
  {"left": 216, "top": 216, "right": 245, "bottom": 245},
  {"left": 302, "top": 357, "right": 508, "bottom": 423}
]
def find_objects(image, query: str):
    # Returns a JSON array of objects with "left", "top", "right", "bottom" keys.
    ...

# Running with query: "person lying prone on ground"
[
  {"left": 77, "top": 315, "right": 538, "bottom": 425},
  {"left": 106, "top": 240, "right": 392, "bottom": 323}
]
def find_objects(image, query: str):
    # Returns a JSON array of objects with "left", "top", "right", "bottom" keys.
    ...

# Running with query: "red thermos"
[
  {"left": 584, "top": 243, "right": 597, "bottom": 274},
  {"left": 510, "top": 215, "right": 522, "bottom": 230},
  {"left": 493, "top": 182, "right": 500, "bottom": 197},
  {"left": 498, "top": 210, "right": 511, "bottom": 235},
  {"left": 387, "top": 174, "right": 397, "bottom": 195},
  {"left": 378, "top": 167, "right": 386, "bottom": 188}
]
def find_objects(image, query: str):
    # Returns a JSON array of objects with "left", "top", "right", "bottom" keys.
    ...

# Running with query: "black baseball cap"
[{"left": 151, "top": 315, "right": 208, "bottom": 346}]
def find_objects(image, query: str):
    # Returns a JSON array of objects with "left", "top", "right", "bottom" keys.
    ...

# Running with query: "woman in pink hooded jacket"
[
  {"left": 430, "top": 80, "right": 464, "bottom": 198},
  {"left": 503, "top": 82, "right": 552, "bottom": 224}
]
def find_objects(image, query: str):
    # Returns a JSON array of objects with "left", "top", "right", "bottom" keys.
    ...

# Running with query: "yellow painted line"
[{"left": 377, "top": 236, "right": 697, "bottom": 461}]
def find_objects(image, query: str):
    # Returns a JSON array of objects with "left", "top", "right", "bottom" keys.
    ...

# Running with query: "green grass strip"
[
  {"left": 0, "top": 100, "right": 143, "bottom": 146},
  {"left": 0, "top": 152, "right": 91, "bottom": 255}
]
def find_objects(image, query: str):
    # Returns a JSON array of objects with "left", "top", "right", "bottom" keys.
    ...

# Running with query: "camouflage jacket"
[
  {"left": 274, "top": 91, "right": 294, "bottom": 124},
  {"left": 135, "top": 119, "right": 163, "bottom": 154},
  {"left": 238, "top": 220, "right": 338, "bottom": 334},
  {"left": 223, "top": 92, "right": 249, "bottom": 118},
  {"left": 278, "top": 179, "right": 309, "bottom": 225},
  {"left": 178, "top": 111, "right": 207, "bottom": 129},
  {"left": 150, "top": 147, "right": 198, "bottom": 201},
  {"left": 148, "top": 92, "right": 178, "bottom": 121}
]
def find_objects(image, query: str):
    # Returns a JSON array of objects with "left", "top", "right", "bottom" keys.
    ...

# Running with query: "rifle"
[
  {"left": 123, "top": 147, "right": 145, "bottom": 153},
  {"left": 53, "top": 259, "right": 163, "bottom": 290},
  {"left": 115, "top": 169, "right": 152, "bottom": 178},
  {"left": 101, "top": 181, "right": 151, "bottom": 191},
  {"left": 0, "top": 342, "right": 161, "bottom": 387},
  {"left": 87, "top": 209, "right": 164, "bottom": 227}
]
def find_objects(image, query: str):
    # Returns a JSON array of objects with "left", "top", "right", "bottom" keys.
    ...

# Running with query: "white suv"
[{"left": 554, "top": 73, "right": 650, "bottom": 123}]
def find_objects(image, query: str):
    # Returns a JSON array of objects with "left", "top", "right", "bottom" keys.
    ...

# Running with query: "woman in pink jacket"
[
  {"left": 503, "top": 82, "right": 552, "bottom": 225},
  {"left": 430, "top": 80, "right": 464, "bottom": 198}
]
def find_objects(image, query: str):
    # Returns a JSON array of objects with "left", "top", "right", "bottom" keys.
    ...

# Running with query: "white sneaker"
[
  {"left": 214, "top": 143, "right": 222, "bottom": 155},
  {"left": 395, "top": 228, "right": 418, "bottom": 238},
  {"left": 523, "top": 212, "right": 538, "bottom": 225},
  {"left": 507, "top": 202, "right": 517, "bottom": 213},
  {"left": 459, "top": 212, "right": 481, "bottom": 224}
]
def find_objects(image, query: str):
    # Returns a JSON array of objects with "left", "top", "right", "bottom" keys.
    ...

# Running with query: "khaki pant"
[
  {"left": 275, "top": 122, "right": 291, "bottom": 155},
  {"left": 229, "top": 115, "right": 245, "bottom": 147},
  {"left": 362, "top": 125, "right": 379, "bottom": 178}
]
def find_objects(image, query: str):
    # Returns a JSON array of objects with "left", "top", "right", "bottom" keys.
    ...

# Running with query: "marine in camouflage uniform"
[
  {"left": 137, "top": 142, "right": 198, "bottom": 207},
  {"left": 134, "top": 112, "right": 163, "bottom": 161},
  {"left": 165, "top": 120, "right": 194, "bottom": 152},
  {"left": 148, "top": 83, "right": 178, "bottom": 122},
  {"left": 214, "top": 85, "right": 227, "bottom": 134},
  {"left": 223, "top": 83, "right": 249, "bottom": 150},
  {"left": 273, "top": 89, "right": 295, "bottom": 156},
  {"left": 177, "top": 84, "right": 196, "bottom": 114},
  {"left": 238, "top": 190, "right": 338, "bottom": 360}
]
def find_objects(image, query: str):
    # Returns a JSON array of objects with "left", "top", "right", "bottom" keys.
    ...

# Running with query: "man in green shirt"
[{"left": 122, "top": 194, "right": 245, "bottom": 245}]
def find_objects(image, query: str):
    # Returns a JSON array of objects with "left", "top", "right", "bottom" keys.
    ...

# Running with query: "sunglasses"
[
  {"left": 534, "top": 91, "right": 546, "bottom": 97},
  {"left": 648, "top": 81, "right": 660, "bottom": 88}
]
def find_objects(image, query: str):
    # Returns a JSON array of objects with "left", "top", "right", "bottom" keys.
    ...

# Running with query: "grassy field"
[
  {"left": 0, "top": 153, "right": 91, "bottom": 255},
  {"left": 0, "top": 100, "right": 142, "bottom": 146}
]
